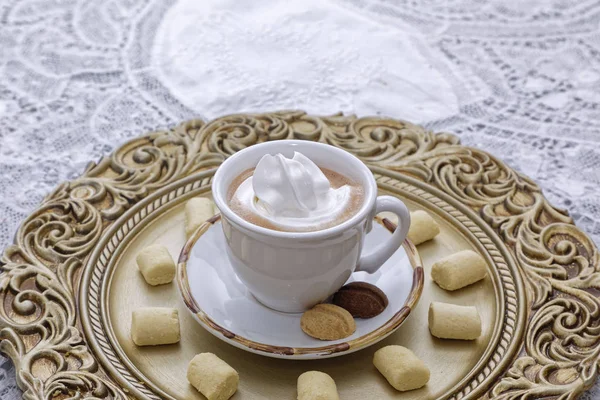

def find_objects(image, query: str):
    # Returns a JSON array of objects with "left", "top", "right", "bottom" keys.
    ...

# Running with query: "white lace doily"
[{"left": 1, "top": 0, "right": 599, "bottom": 398}]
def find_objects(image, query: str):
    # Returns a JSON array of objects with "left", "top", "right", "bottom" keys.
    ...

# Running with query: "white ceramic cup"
[{"left": 212, "top": 140, "right": 410, "bottom": 313}]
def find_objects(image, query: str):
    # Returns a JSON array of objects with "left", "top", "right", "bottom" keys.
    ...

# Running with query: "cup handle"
[{"left": 356, "top": 196, "right": 411, "bottom": 274}]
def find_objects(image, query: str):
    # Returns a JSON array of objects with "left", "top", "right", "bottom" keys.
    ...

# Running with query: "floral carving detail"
[
  {"left": 1, "top": 111, "right": 598, "bottom": 399},
  {"left": 0, "top": 119, "right": 217, "bottom": 399}
]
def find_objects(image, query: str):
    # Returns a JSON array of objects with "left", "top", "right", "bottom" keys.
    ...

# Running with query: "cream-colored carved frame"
[{"left": 1, "top": 111, "right": 598, "bottom": 399}]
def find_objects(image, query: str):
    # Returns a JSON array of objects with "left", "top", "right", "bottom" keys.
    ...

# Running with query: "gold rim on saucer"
[{"left": 176, "top": 214, "right": 425, "bottom": 358}]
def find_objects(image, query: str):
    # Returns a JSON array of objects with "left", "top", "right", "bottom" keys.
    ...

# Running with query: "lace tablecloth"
[{"left": 1, "top": 0, "right": 599, "bottom": 398}]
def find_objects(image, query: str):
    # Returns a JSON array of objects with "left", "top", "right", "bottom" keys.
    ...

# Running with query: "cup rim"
[{"left": 212, "top": 140, "right": 377, "bottom": 239}]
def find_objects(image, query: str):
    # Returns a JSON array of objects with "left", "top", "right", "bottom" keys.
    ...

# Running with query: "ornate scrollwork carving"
[
  {"left": 1, "top": 111, "right": 598, "bottom": 399},
  {"left": 0, "top": 120, "right": 214, "bottom": 399}
]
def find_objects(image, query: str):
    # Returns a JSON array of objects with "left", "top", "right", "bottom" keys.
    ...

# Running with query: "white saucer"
[{"left": 177, "top": 215, "right": 423, "bottom": 359}]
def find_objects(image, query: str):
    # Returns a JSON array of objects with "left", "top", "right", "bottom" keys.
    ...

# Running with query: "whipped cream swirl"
[{"left": 231, "top": 152, "right": 352, "bottom": 230}]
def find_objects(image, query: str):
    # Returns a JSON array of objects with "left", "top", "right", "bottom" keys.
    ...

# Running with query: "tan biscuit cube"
[
  {"left": 185, "top": 198, "right": 217, "bottom": 237},
  {"left": 373, "top": 345, "right": 430, "bottom": 391},
  {"left": 187, "top": 353, "right": 238, "bottom": 400},
  {"left": 297, "top": 371, "right": 339, "bottom": 400},
  {"left": 407, "top": 210, "right": 440, "bottom": 245},
  {"left": 131, "top": 307, "right": 180, "bottom": 346},
  {"left": 429, "top": 302, "right": 481, "bottom": 340},
  {"left": 431, "top": 250, "right": 487, "bottom": 291},
  {"left": 136, "top": 244, "right": 175, "bottom": 286}
]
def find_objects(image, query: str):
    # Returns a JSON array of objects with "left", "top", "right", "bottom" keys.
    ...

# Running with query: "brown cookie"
[
  {"left": 300, "top": 304, "right": 356, "bottom": 341},
  {"left": 332, "top": 282, "right": 389, "bottom": 318}
]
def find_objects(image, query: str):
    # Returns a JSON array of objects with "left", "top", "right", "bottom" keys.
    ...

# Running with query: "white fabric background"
[{"left": 1, "top": 0, "right": 599, "bottom": 398}]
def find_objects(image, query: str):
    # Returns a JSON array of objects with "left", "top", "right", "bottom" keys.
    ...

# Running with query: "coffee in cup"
[{"left": 226, "top": 152, "right": 364, "bottom": 232}]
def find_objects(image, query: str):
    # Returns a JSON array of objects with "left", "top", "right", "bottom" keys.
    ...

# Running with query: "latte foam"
[{"left": 227, "top": 152, "right": 363, "bottom": 232}]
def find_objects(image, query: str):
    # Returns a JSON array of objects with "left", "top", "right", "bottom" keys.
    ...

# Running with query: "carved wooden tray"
[{"left": 1, "top": 111, "right": 598, "bottom": 400}]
